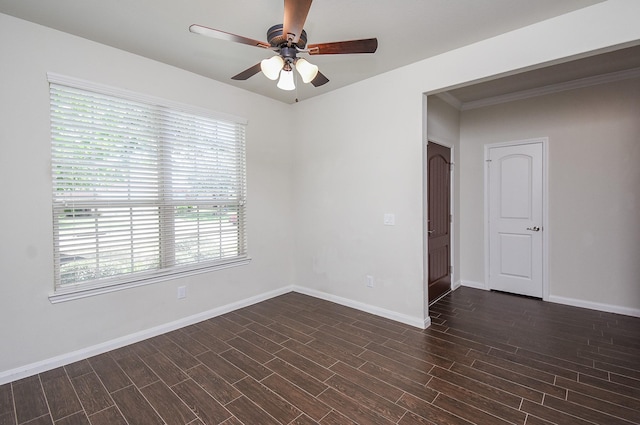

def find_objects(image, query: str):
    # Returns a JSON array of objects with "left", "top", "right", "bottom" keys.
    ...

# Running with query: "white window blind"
[{"left": 49, "top": 77, "right": 247, "bottom": 298}]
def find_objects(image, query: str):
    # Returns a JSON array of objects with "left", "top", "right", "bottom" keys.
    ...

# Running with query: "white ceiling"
[
  {"left": 442, "top": 44, "right": 640, "bottom": 108},
  {"left": 0, "top": 0, "right": 607, "bottom": 104}
]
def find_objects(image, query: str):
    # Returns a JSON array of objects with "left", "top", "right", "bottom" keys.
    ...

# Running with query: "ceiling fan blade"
[
  {"left": 308, "top": 38, "right": 378, "bottom": 55},
  {"left": 283, "top": 0, "right": 312, "bottom": 44},
  {"left": 189, "top": 24, "right": 270, "bottom": 49},
  {"left": 310, "top": 71, "right": 329, "bottom": 87},
  {"left": 231, "top": 63, "right": 263, "bottom": 80}
]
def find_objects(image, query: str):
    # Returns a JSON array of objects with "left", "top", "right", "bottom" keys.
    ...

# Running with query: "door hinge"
[
  {"left": 450, "top": 214, "right": 453, "bottom": 223},
  {"left": 449, "top": 266, "right": 453, "bottom": 274}
]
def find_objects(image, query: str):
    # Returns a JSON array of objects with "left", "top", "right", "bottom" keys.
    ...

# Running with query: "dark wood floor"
[{"left": 2, "top": 287, "right": 640, "bottom": 425}]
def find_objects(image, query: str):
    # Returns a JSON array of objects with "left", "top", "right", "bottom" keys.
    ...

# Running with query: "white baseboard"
[
  {"left": 548, "top": 295, "right": 640, "bottom": 318},
  {"left": 0, "top": 285, "right": 294, "bottom": 385},
  {"left": 293, "top": 285, "right": 428, "bottom": 329},
  {"left": 0, "top": 284, "right": 431, "bottom": 385},
  {"left": 460, "top": 280, "right": 488, "bottom": 290},
  {"left": 458, "top": 281, "right": 640, "bottom": 318},
  {"left": 452, "top": 280, "right": 462, "bottom": 291},
  {"left": 8, "top": 279, "right": 635, "bottom": 386},
  {"left": 458, "top": 280, "right": 640, "bottom": 317}
]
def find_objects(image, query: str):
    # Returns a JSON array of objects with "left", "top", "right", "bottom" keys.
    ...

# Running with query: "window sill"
[{"left": 49, "top": 257, "right": 252, "bottom": 304}]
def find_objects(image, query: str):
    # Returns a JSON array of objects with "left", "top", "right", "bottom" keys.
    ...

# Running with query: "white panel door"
[{"left": 488, "top": 142, "right": 543, "bottom": 297}]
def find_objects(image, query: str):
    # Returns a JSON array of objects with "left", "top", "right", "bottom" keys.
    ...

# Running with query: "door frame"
[
  {"left": 423, "top": 138, "right": 456, "bottom": 308},
  {"left": 483, "top": 138, "right": 549, "bottom": 301}
]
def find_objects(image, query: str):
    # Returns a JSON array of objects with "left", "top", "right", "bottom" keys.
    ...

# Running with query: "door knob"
[{"left": 526, "top": 226, "right": 541, "bottom": 232}]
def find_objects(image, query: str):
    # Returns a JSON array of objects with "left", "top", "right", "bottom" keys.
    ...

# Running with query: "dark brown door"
[{"left": 427, "top": 142, "right": 451, "bottom": 305}]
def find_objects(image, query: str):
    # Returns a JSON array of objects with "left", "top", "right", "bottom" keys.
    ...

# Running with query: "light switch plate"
[{"left": 383, "top": 213, "right": 395, "bottom": 225}]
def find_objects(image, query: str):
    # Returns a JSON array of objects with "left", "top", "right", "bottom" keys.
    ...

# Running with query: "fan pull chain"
[{"left": 294, "top": 65, "right": 300, "bottom": 102}]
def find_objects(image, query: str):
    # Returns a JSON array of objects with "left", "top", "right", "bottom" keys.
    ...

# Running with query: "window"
[{"left": 49, "top": 74, "right": 248, "bottom": 301}]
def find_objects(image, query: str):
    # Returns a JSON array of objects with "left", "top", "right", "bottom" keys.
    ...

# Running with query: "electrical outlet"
[
  {"left": 366, "top": 275, "right": 374, "bottom": 288},
  {"left": 177, "top": 286, "right": 187, "bottom": 299}
]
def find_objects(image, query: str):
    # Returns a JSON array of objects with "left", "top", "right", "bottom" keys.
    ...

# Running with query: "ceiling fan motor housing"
[{"left": 267, "top": 24, "right": 308, "bottom": 49}]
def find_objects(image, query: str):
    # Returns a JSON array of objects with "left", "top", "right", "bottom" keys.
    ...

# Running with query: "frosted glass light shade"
[
  {"left": 295, "top": 58, "right": 319, "bottom": 83},
  {"left": 261, "top": 56, "right": 284, "bottom": 80},
  {"left": 277, "top": 69, "right": 295, "bottom": 90}
]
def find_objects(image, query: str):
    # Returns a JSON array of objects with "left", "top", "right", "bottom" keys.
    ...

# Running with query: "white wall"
[
  {"left": 292, "top": 0, "right": 640, "bottom": 325},
  {"left": 459, "top": 77, "right": 640, "bottom": 312},
  {"left": 292, "top": 79, "right": 427, "bottom": 325},
  {"left": 0, "top": 13, "right": 294, "bottom": 378}
]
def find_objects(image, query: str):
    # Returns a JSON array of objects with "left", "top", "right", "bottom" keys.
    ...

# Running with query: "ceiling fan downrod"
[{"left": 267, "top": 24, "right": 308, "bottom": 50}]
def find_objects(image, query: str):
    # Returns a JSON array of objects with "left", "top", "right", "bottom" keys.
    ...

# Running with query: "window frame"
[{"left": 47, "top": 73, "right": 250, "bottom": 303}]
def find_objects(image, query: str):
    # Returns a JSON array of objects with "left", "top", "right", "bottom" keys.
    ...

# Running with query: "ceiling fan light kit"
[
  {"left": 190, "top": 0, "right": 378, "bottom": 93},
  {"left": 294, "top": 58, "right": 318, "bottom": 83},
  {"left": 261, "top": 55, "right": 285, "bottom": 80},
  {"left": 276, "top": 68, "right": 296, "bottom": 91}
]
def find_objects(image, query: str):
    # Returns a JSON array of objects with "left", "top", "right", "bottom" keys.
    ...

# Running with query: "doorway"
[
  {"left": 485, "top": 139, "right": 547, "bottom": 298},
  {"left": 427, "top": 141, "right": 452, "bottom": 305}
]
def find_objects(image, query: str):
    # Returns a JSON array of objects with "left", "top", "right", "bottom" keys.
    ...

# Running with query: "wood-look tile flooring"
[{"left": 2, "top": 287, "right": 640, "bottom": 425}]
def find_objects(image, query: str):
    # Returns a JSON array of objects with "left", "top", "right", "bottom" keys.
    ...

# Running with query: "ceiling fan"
[{"left": 189, "top": 0, "right": 378, "bottom": 91}]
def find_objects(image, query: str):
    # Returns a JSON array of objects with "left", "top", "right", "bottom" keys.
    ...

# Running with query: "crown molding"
[
  {"left": 434, "top": 91, "right": 463, "bottom": 110},
  {"left": 459, "top": 67, "right": 640, "bottom": 111}
]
